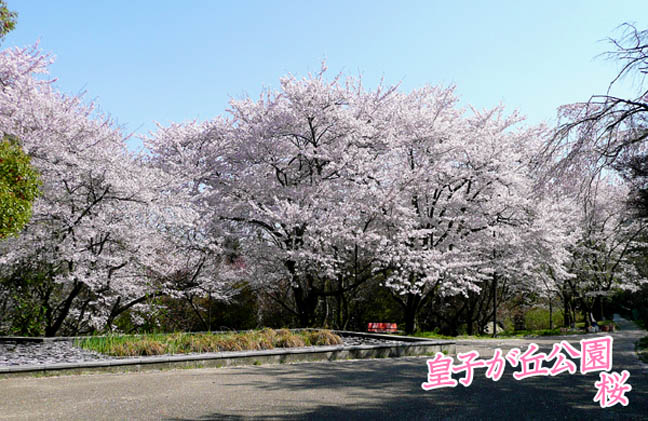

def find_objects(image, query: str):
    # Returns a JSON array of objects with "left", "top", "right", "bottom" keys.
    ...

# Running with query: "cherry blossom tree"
[
  {"left": 147, "top": 67, "right": 404, "bottom": 327},
  {"left": 0, "top": 46, "right": 234, "bottom": 336},
  {"left": 564, "top": 178, "right": 647, "bottom": 322},
  {"left": 375, "top": 93, "right": 582, "bottom": 332},
  {"left": 148, "top": 66, "right": 579, "bottom": 333}
]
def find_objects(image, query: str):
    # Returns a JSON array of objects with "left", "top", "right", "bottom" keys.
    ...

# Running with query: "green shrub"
[
  {"left": 524, "top": 307, "right": 565, "bottom": 330},
  {"left": 636, "top": 336, "right": 648, "bottom": 363},
  {"left": 0, "top": 135, "right": 40, "bottom": 240}
]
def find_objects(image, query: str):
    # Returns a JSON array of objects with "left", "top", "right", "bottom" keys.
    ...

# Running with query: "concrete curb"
[
  {"left": 0, "top": 335, "right": 455, "bottom": 378},
  {"left": 0, "top": 336, "right": 71, "bottom": 343}
]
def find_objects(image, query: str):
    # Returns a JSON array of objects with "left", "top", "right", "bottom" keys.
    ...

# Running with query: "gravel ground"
[
  {"left": 0, "top": 335, "right": 404, "bottom": 367},
  {"left": 340, "top": 336, "right": 402, "bottom": 347},
  {"left": 0, "top": 341, "right": 116, "bottom": 367}
]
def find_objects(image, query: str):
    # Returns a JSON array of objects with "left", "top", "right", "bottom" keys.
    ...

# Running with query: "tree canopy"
[
  {"left": 1, "top": 21, "right": 647, "bottom": 336},
  {"left": 147, "top": 66, "right": 580, "bottom": 332},
  {"left": 0, "top": 135, "right": 40, "bottom": 239}
]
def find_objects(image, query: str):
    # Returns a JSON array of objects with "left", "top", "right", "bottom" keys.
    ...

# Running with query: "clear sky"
[{"left": 3, "top": 1, "right": 647, "bottom": 151}]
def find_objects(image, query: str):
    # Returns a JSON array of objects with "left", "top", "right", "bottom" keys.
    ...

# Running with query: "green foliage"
[
  {"left": 0, "top": 135, "right": 40, "bottom": 240},
  {"left": 7, "top": 281, "right": 47, "bottom": 336},
  {"left": 500, "top": 328, "right": 583, "bottom": 337},
  {"left": 412, "top": 331, "right": 454, "bottom": 340},
  {"left": 412, "top": 328, "right": 584, "bottom": 339},
  {"left": 0, "top": 264, "right": 53, "bottom": 336},
  {"left": 359, "top": 282, "right": 404, "bottom": 329},
  {"left": 112, "top": 286, "right": 260, "bottom": 334},
  {"left": 0, "top": 1, "right": 16, "bottom": 41},
  {"left": 611, "top": 283, "right": 648, "bottom": 329},
  {"left": 636, "top": 335, "right": 648, "bottom": 363},
  {"left": 523, "top": 307, "right": 565, "bottom": 330}
]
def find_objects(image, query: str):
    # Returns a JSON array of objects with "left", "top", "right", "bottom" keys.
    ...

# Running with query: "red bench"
[{"left": 367, "top": 322, "right": 398, "bottom": 333}]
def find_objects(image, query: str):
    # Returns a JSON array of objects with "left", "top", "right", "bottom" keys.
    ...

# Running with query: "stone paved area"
[
  {"left": 340, "top": 336, "right": 401, "bottom": 347},
  {"left": 0, "top": 341, "right": 116, "bottom": 367}
]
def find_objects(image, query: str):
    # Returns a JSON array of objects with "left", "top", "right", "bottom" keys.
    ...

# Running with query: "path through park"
[{"left": 1, "top": 316, "right": 646, "bottom": 420}]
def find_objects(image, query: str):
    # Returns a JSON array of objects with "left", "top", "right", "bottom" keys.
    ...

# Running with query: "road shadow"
[{"left": 165, "top": 353, "right": 647, "bottom": 420}]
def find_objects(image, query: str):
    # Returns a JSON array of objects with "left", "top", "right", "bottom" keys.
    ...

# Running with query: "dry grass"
[
  {"left": 76, "top": 329, "right": 342, "bottom": 357},
  {"left": 305, "top": 329, "right": 343, "bottom": 346}
]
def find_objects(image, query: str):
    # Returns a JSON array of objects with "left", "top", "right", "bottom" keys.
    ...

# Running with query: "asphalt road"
[{"left": 1, "top": 318, "right": 646, "bottom": 420}]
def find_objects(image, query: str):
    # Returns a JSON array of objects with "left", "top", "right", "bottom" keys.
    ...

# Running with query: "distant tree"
[
  {"left": 0, "top": 135, "right": 40, "bottom": 240},
  {"left": 546, "top": 23, "right": 647, "bottom": 199},
  {"left": 563, "top": 179, "right": 647, "bottom": 322},
  {"left": 541, "top": 23, "right": 648, "bottom": 325}
]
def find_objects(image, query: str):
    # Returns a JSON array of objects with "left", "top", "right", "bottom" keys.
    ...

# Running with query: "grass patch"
[
  {"left": 499, "top": 328, "right": 587, "bottom": 337},
  {"left": 636, "top": 336, "right": 648, "bottom": 364},
  {"left": 75, "top": 329, "right": 342, "bottom": 357},
  {"left": 412, "top": 331, "right": 455, "bottom": 340},
  {"left": 524, "top": 307, "right": 565, "bottom": 330},
  {"left": 412, "top": 327, "right": 588, "bottom": 340}
]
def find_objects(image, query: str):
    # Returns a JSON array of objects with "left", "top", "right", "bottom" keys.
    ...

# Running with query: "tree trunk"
[
  {"left": 593, "top": 296, "right": 603, "bottom": 321},
  {"left": 492, "top": 274, "right": 498, "bottom": 338},
  {"left": 549, "top": 296, "right": 553, "bottom": 330},
  {"left": 563, "top": 292, "right": 572, "bottom": 327},
  {"left": 464, "top": 295, "right": 477, "bottom": 335},
  {"left": 293, "top": 285, "right": 319, "bottom": 327},
  {"left": 403, "top": 293, "right": 421, "bottom": 334},
  {"left": 45, "top": 282, "right": 83, "bottom": 337}
]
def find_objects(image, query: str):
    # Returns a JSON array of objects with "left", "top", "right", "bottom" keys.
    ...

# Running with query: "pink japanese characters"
[{"left": 421, "top": 336, "right": 631, "bottom": 409}]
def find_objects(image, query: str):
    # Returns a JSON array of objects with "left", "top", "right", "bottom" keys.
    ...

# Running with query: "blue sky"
[{"left": 4, "top": 1, "right": 647, "bottom": 151}]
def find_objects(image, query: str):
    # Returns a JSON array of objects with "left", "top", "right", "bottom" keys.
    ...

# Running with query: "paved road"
[{"left": 1, "top": 317, "right": 646, "bottom": 420}]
